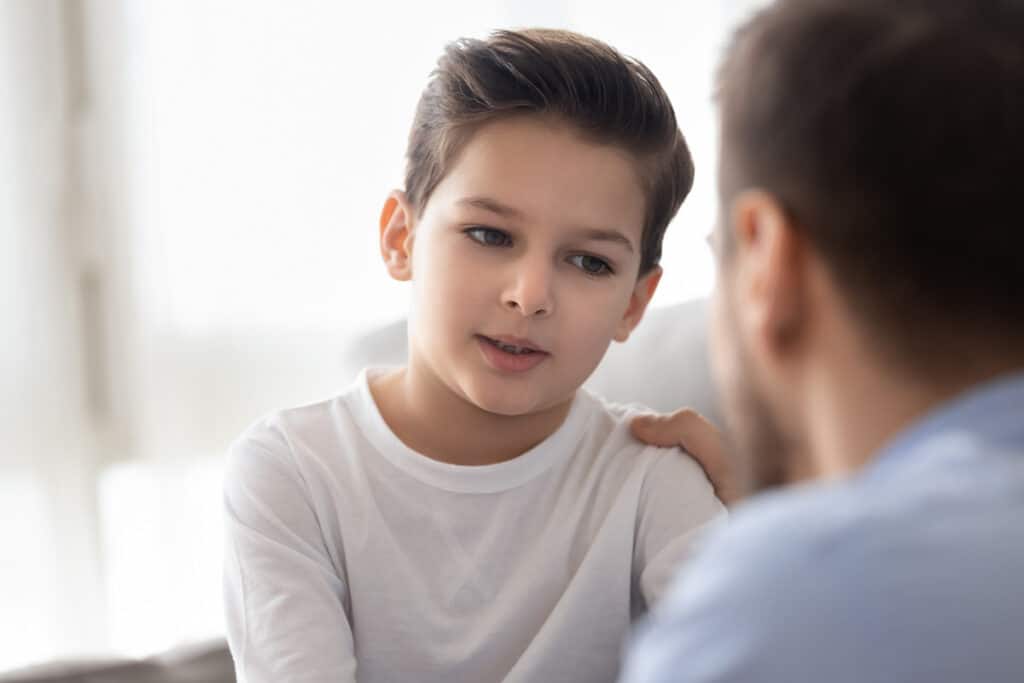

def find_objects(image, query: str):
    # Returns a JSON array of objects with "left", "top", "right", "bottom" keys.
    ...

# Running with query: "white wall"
[{"left": 0, "top": 0, "right": 108, "bottom": 665}]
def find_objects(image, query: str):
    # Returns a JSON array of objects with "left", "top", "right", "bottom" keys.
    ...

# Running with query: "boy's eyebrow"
[
  {"left": 570, "top": 228, "right": 635, "bottom": 252},
  {"left": 457, "top": 196, "right": 635, "bottom": 252},
  {"left": 456, "top": 196, "right": 525, "bottom": 220}
]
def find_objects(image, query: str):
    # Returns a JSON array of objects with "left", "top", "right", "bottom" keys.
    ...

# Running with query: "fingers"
[
  {"left": 631, "top": 408, "right": 742, "bottom": 506},
  {"left": 630, "top": 408, "right": 708, "bottom": 452}
]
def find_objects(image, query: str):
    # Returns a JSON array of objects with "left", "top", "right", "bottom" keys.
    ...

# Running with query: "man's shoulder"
[
  {"left": 684, "top": 457, "right": 1022, "bottom": 599},
  {"left": 699, "top": 433, "right": 1024, "bottom": 581},
  {"left": 685, "top": 473, "right": 939, "bottom": 587},
  {"left": 682, "top": 482, "right": 855, "bottom": 584},
  {"left": 719, "top": 480, "right": 855, "bottom": 545},
  {"left": 630, "top": 469, "right": 1024, "bottom": 682}
]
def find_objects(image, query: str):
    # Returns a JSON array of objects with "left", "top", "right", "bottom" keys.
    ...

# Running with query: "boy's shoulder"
[
  {"left": 577, "top": 392, "right": 651, "bottom": 458},
  {"left": 574, "top": 389, "right": 715, "bottom": 494},
  {"left": 226, "top": 373, "right": 366, "bottom": 468}
]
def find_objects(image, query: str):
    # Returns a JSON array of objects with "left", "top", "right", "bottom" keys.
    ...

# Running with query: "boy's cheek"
[
  {"left": 411, "top": 246, "right": 478, "bottom": 294},
  {"left": 568, "top": 307, "right": 629, "bottom": 354}
]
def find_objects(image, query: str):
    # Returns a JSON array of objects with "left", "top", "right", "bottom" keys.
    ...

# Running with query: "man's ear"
[
  {"left": 613, "top": 266, "right": 663, "bottom": 343},
  {"left": 730, "top": 189, "right": 806, "bottom": 354},
  {"left": 379, "top": 190, "right": 416, "bottom": 281}
]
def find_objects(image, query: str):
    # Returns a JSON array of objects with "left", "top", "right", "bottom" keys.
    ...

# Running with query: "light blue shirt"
[{"left": 622, "top": 372, "right": 1024, "bottom": 682}]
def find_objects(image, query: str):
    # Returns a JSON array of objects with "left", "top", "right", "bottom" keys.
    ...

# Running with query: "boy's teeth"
[{"left": 492, "top": 339, "right": 532, "bottom": 354}]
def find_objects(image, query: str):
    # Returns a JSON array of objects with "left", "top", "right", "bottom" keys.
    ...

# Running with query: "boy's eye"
[
  {"left": 465, "top": 227, "right": 513, "bottom": 247},
  {"left": 568, "top": 254, "right": 613, "bottom": 276}
]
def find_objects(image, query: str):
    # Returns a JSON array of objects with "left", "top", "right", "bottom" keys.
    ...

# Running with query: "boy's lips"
[{"left": 475, "top": 334, "right": 551, "bottom": 373}]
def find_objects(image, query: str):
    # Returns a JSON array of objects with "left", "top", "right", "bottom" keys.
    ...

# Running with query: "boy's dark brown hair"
[
  {"left": 717, "top": 0, "right": 1024, "bottom": 364},
  {"left": 405, "top": 28, "right": 694, "bottom": 276}
]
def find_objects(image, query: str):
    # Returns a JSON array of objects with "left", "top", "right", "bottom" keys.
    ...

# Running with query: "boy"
[{"left": 223, "top": 29, "right": 723, "bottom": 683}]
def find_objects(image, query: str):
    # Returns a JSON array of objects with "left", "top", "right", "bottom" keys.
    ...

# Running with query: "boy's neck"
[{"left": 369, "top": 365, "right": 575, "bottom": 467}]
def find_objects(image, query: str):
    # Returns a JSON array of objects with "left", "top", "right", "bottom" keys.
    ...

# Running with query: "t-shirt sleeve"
[
  {"left": 633, "top": 448, "right": 728, "bottom": 608},
  {"left": 222, "top": 422, "right": 357, "bottom": 683}
]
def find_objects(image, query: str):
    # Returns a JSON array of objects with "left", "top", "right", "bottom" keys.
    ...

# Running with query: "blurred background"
[{"left": 1, "top": 0, "right": 766, "bottom": 673}]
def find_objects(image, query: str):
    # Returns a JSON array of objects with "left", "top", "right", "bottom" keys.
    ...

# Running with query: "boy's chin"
[
  {"left": 470, "top": 393, "right": 546, "bottom": 418},
  {"left": 462, "top": 383, "right": 568, "bottom": 419}
]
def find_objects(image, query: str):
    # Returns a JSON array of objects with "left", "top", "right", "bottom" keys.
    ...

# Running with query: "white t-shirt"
[{"left": 223, "top": 368, "right": 725, "bottom": 683}]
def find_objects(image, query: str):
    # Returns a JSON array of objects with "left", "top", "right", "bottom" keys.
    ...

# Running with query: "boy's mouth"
[
  {"left": 476, "top": 334, "right": 550, "bottom": 373},
  {"left": 477, "top": 335, "right": 549, "bottom": 356}
]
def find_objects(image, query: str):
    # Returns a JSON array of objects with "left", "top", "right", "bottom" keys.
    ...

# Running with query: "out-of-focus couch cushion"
[
  {"left": 585, "top": 298, "right": 718, "bottom": 419},
  {"left": 0, "top": 640, "right": 234, "bottom": 683},
  {"left": 341, "top": 298, "right": 719, "bottom": 420}
]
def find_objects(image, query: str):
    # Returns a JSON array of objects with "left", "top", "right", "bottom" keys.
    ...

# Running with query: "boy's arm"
[
  {"left": 633, "top": 449, "right": 727, "bottom": 606},
  {"left": 222, "top": 429, "right": 357, "bottom": 683}
]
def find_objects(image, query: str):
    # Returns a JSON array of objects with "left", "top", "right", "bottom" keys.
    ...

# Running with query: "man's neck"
[
  {"left": 368, "top": 363, "right": 574, "bottom": 467},
  {"left": 803, "top": 352, "right": 1024, "bottom": 481}
]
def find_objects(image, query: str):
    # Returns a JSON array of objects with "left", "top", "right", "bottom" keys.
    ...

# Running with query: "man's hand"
[{"left": 631, "top": 410, "right": 741, "bottom": 506}]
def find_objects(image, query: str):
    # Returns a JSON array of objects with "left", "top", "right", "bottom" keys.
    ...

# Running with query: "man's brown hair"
[
  {"left": 717, "top": 0, "right": 1024, "bottom": 361},
  {"left": 405, "top": 28, "right": 694, "bottom": 276}
]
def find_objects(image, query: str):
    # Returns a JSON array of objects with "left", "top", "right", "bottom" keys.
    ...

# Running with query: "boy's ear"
[
  {"left": 379, "top": 190, "right": 416, "bottom": 281},
  {"left": 613, "top": 266, "right": 662, "bottom": 343}
]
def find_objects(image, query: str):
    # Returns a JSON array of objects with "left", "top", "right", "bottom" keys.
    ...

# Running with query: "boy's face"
[{"left": 381, "top": 115, "right": 660, "bottom": 417}]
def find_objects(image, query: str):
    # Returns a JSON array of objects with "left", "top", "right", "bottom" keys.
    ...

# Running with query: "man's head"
[
  {"left": 710, "top": 0, "right": 1024, "bottom": 491},
  {"left": 379, "top": 29, "right": 693, "bottom": 417}
]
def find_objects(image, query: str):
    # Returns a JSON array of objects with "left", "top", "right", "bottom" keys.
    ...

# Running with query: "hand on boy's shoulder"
[{"left": 630, "top": 409, "right": 741, "bottom": 506}]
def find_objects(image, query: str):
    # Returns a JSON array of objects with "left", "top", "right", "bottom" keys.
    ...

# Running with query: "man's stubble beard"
[{"left": 721, "top": 311, "right": 802, "bottom": 495}]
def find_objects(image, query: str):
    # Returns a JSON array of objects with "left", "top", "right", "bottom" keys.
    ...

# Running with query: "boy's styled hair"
[
  {"left": 717, "top": 0, "right": 1024, "bottom": 359},
  {"left": 405, "top": 28, "right": 694, "bottom": 276}
]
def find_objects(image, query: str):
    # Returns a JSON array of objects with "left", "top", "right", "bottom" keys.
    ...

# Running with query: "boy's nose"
[{"left": 502, "top": 264, "right": 555, "bottom": 318}]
